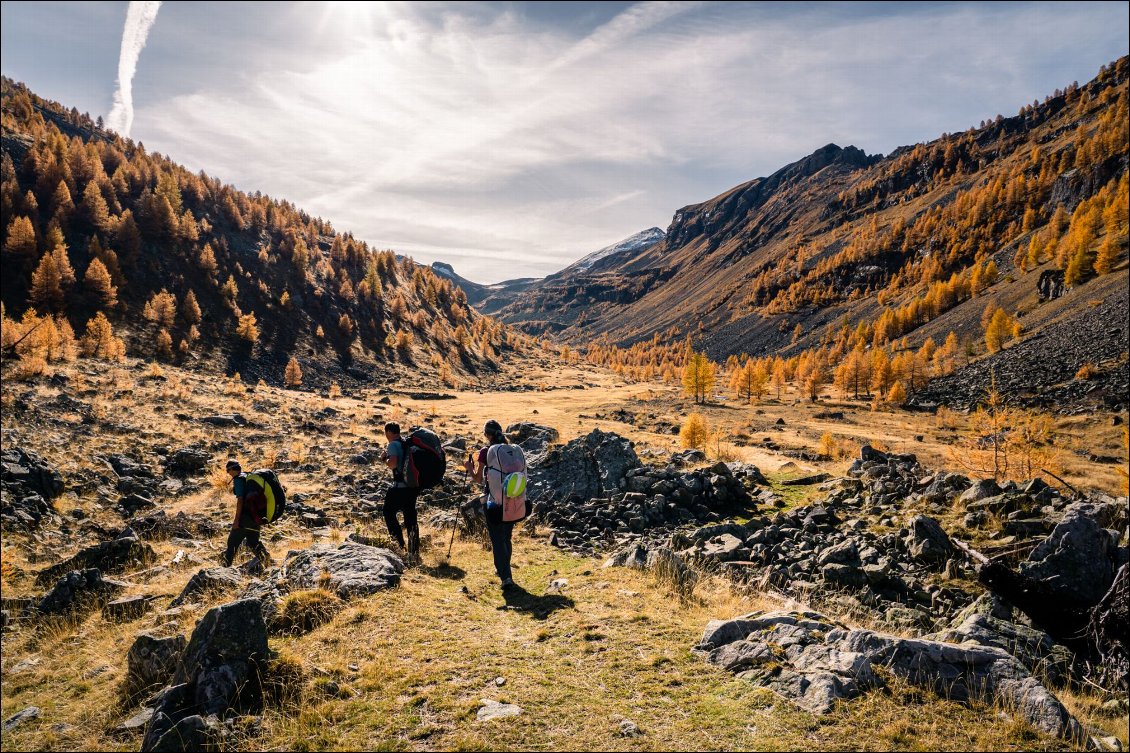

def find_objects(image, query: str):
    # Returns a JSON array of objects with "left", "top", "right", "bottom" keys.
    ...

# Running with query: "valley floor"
[{"left": 1, "top": 357, "right": 1126, "bottom": 751}]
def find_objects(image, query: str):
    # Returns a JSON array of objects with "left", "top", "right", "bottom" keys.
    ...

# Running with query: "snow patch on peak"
[
  {"left": 431, "top": 261, "right": 456, "bottom": 278},
  {"left": 571, "top": 227, "right": 665, "bottom": 272}
]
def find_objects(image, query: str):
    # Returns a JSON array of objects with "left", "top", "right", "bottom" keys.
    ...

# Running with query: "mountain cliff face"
[
  {"left": 0, "top": 77, "right": 517, "bottom": 388},
  {"left": 481, "top": 58, "right": 1127, "bottom": 406}
]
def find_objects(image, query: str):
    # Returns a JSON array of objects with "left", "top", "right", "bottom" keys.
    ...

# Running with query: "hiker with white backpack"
[{"left": 464, "top": 420, "right": 528, "bottom": 591}]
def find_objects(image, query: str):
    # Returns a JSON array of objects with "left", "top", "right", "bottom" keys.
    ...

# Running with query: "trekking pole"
[
  {"left": 447, "top": 506, "right": 458, "bottom": 559},
  {"left": 449, "top": 460, "right": 471, "bottom": 559}
]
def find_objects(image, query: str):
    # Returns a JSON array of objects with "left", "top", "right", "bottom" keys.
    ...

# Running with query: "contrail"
[{"left": 107, "top": 1, "right": 162, "bottom": 137}]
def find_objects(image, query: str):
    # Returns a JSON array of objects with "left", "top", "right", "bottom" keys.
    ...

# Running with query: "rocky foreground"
[{"left": 1, "top": 422, "right": 1127, "bottom": 750}]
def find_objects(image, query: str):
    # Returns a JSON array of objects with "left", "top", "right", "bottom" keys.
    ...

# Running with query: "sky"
[{"left": 2, "top": 2, "right": 1127, "bottom": 283}]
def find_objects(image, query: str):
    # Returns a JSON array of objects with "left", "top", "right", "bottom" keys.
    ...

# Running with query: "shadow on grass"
[
  {"left": 419, "top": 563, "right": 466, "bottom": 580},
  {"left": 498, "top": 585, "right": 574, "bottom": 620}
]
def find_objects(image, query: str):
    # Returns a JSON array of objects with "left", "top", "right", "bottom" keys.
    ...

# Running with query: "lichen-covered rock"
[
  {"left": 172, "top": 599, "right": 268, "bottom": 713},
  {"left": 126, "top": 633, "right": 187, "bottom": 695},
  {"left": 238, "top": 542, "right": 403, "bottom": 631},
  {"left": 142, "top": 599, "right": 268, "bottom": 751},
  {"left": 275, "top": 542, "right": 403, "bottom": 598},
  {"left": 929, "top": 611, "right": 1073, "bottom": 686}
]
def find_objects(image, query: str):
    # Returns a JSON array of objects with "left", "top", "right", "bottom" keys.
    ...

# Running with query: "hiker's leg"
[
  {"left": 383, "top": 488, "right": 406, "bottom": 549},
  {"left": 246, "top": 528, "right": 268, "bottom": 561},
  {"left": 403, "top": 491, "right": 420, "bottom": 557},
  {"left": 500, "top": 522, "right": 514, "bottom": 581},
  {"left": 486, "top": 519, "right": 512, "bottom": 582},
  {"left": 223, "top": 528, "right": 246, "bottom": 567}
]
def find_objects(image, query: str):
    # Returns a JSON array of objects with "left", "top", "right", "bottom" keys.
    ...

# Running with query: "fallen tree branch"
[{"left": 1040, "top": 468, "right": 1081, "bottom": 497}]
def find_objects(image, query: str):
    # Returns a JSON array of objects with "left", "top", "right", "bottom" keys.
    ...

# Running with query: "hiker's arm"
[{"left": 232, "top": 495, "right": 244, "bottom": 528}]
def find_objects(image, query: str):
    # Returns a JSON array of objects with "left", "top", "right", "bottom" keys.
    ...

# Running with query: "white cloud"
[
  {"left": 133, "top": 1, "right": 1128, "bottom": 282},
  {"left": 106, "top": 1, "right": 162, "bottom": 137}
]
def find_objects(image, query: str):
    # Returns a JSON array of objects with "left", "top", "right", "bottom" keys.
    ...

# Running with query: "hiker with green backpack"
[
  {"left": 223, "top": 459, "right": 279, "bottom": 567},
  {"left": 464, "top": 420, "right": 528, "bottom": 591}
]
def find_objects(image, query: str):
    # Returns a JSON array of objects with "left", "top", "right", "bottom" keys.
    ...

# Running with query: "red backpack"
[{"left": 398, "top": 428, "right": 446, "bottom": 489}]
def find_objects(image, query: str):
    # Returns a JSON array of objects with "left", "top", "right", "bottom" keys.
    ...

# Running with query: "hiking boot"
[{"left": 500, "top": 578, "right": 516, "bottom": 591}]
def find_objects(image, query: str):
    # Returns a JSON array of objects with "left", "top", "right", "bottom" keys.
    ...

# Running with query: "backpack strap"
[{"left": 395, "top": 437, "right": 410, "bottom": 483}]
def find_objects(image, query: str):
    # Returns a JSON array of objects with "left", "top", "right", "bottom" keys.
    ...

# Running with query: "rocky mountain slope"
[{"left": 484, "top": 58, "right": 1128, "bottom": 407}]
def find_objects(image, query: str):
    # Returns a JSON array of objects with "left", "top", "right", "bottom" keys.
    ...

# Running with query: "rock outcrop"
[
  {"left": 1, "top": 447, "right": 64, "bottom": 529},
  {"left": 141, "top": 599, "right": 268, "bottom": 752},
  {"left": 239, "top": 541, "right": 403, "bottom": 630},
  {"left": 697, "top": 610, "right": 1083, "bottom": 741},
  {"left": 36, "top": 534, "right": 156, "bottom": 585},
  {"left": 38, "top": 568, "right": 125, "bottom": 615}
]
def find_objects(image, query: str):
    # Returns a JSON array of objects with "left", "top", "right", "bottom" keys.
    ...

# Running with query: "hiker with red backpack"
[
  {"left": 382, "top": 422, "right": 447, "bottom": 563},
  {"left": 464, "top": 420, "right": 528, "bottom": 591}
]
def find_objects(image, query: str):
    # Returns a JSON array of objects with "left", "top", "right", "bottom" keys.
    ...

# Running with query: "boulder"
[
  {"left": 2, "top": 706, "right": 40, "bottom": 732},
  {"left": 126, "top": 633, "right": 187, "bottom": 694},
  {"left": 143, "top": 712, "right": 221, "bottom": 752},
  {"left": 698, "top": 533, "right": 748, "bottom": 563},
  {"left": 959, "top": 479, "right": 1003, "bottom": 505},
  {"left": 38, "top": 569, "right": 124, "bottom": 614},
  {"left": 166, "top": 448, "right": 211, "bottom": 477},
  {"left": 602, "top": 543, "right": 649, "bottom": 569},
  {"left": 840, "top": 630, "right": 1081, "bottom": 740},
  {"left": 271, "top": 542, "right": 403, "bottom": 598},
  {"left": 1021, "top": 503, "right": 1115, "bottom": 607},
  {"left": 930, "top": 612, "right": 1073, "bottom": 686},
  {"left": 239, "top": 542, "right": 403, "bottom": 629},
  {"left": 817, "top": 541, "right": 861, "bottom": 568},
  {"left": 821, "top": 563, "right": 868, "bottom": 588},
  {"left": 200, "top": 415, "right": 248, "bottom": 427},
  {"left": 859, "top": 445, "right": 888, "bottom": 463},
  {"left": 904, "top": 515, "right": 954, "bottom": 566},
  {"left": 1, "top": 447, "right": 64, "bottom": 500},
  {"left": 506, "top": 422, "right": 559, "bottom": 445},
  {"left": 104, "top": 596, "right": 154, "bottom": 622},
  {"left": 171, "top": 599, "right": 269, "bottom": 711},
  {"left": 142, "top": 599, "right": 268, "bottom": 751},
  {"left": 477, "top": 699, "right": 523, "bottom": 721},
  {"left": 169, "top": 568, "right": 245, "bottom": 608},
  {"left": 118, "top": 494, "right": 157, "bottom": 516},
  {"left": 36, "top": 535, "right": 156, "bottom": 585}
]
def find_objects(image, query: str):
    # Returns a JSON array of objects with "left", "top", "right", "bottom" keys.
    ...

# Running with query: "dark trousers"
[
  {"left": 224, "top": 526, "right": 267, "bottom": 566},
  {"left": 486, "top": 517, "right": 515, "bottom": 582},
  {"left": 383, "top": 486, "right": 420, "bottom": 556}
]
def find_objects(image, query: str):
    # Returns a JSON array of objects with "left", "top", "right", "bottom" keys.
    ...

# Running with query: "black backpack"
[
  {"left": 399, "top": 429, "right": 446, "bottom": 489},
  {"left": 246, "top": 469, "right": 287, "bottom": 524}
]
